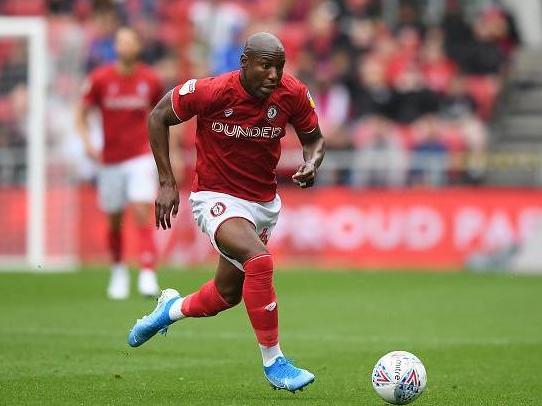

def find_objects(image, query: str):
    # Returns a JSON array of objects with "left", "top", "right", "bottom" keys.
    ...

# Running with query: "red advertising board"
[
  {"left": 269, "top": 188, "right": 542, "bottom": 269},
  {"left": 2, "top": 186, "right": 542, "bottom": 270}
]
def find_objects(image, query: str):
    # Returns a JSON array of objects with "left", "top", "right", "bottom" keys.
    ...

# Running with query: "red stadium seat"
[{"left": 465, "top": 75, "right": 501, "bottom": 120}]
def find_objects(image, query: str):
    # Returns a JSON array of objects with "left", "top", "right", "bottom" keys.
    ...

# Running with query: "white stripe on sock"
[
  {"left": 168, "top": 297, "right": 185, "bottom": 321},
  {"left": 260, "top": 343, "right": 283, "bottom": 367}
]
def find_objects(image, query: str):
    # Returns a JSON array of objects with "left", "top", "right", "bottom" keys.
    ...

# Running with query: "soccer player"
[
  {"left": 128, "top": 32, "right": 325, "bottom": 392},
  {"left": 76, "top": 27, "right": 163, "bottom": 299}
]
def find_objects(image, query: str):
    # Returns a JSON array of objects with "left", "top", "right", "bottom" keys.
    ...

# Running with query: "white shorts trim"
[
  {"left": 97, "top": 154, "right": 157, "bottom": 213},
  {"left": 189, "top": 191, "right": 281, "bottom": 270}
]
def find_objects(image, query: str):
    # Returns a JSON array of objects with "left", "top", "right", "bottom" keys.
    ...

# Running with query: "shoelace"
[{"left": 272, "top": 358, "right": 301, "bottom": 379}]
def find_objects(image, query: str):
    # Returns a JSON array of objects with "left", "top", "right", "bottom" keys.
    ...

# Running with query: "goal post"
[{"left": 0, "top": 17, "right": 75, "bottom": 271}]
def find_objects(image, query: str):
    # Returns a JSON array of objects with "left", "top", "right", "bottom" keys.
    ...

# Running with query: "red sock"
[
  {"left": 242, "top": 254, "right": 278, "bottom": 347},
  {"left": 181, "top": 279, "right": 232, "bottom": 317},
  {"left": 108, "top": 229, "right": 122, "bottom": 263},
  {"left": 137, "top": 225, "right": 157, "bottom": 270}
]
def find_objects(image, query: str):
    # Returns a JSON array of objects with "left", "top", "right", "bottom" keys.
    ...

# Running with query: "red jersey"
[
  {"left": 82, "top": 63, "right": 163, "bottom": 164},
  {"left": 171, "top": 71, "right": 318, "bottom": 202}
]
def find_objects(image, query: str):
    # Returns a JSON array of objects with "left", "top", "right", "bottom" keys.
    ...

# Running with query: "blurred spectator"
[
  {"left": 312, "top": 67, "right": 351, "bottom": 149},
  {"left": 341, "top": 17, "right": 378, "bottom": 60},
  {"left": 48, "top": 0, "right": 75, "bottom": 14},
  {"left": 388, "top": 64, "right": 439, "bottom": 124},
  {"left": 0, "top": 0, "right": 519, "bottom": 188},
  {"left": 395, "top": 1, "right": 425, "bottom": 36},
  {"left": 349, "top": 56, "right": 393, "bottom": 119},
  {"left": 351, "top": 116, "right": 407, "bottom": 187},
  {"left": 336, "top": 0, "right": 381, "bottom": 21},
  {"left": 85, "top": 8, "right": 119, "bottom": 71},
  {"left": 0, "top": 41, "right": 27, "bottom": 96},
  {"left": 420, "top": 28, "right": 457, "bottom": 93},
  {"left": 439, "top": 76, "right": 477, "bottom": 120},
  {"left": 481, "top": 5, "right": 521, "bottom": 62},
  {"left": 441, "top": 0, "right": 473, "bottom": 66},
  {"left": 304, "top": 2, "right": 341, "bottom": 72},
  {"left": 134, "top": 19, "right": 167, "bottom": 65},
  {"left": 462, "top": 13, "right": 505, "bottom": 75},
  {"left": 189, "top": 0, "right": 248, "bottom": 76},
  {"left": 409, "top": 117, "right": 449, "bottom": 186},
  {"left": 439, "top": 76, "right": 488, "bottom": 183}
]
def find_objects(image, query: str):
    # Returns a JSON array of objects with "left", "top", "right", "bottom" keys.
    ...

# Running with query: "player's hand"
[
  {"left": 155, "top": 181, "right": 180, "bottom": 230},
  {"left": 84, "top": 143, "right": 102, "bottom": 162},
  {"left": 292, "top": 162, "right": 316, "bottom": 188}
]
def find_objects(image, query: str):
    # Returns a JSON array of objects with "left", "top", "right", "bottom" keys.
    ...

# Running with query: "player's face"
[
  {"left": 115, "top": 29, "right": 141, "bottom": 64},
  {"left": 244, "top": 52, "right": 285, "bottom": 99}
]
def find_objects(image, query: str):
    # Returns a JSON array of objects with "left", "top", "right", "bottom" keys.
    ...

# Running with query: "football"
[{"left": 372, "top": 351, "right": 427, "bottom": 405}]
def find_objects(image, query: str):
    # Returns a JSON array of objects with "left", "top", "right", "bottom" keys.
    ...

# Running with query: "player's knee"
[
  {"left": 108, "top": 213, "right": 123, "bottom": 231},
  {"left": 132, "top": 203, "right": 151, "bottom": 225},
  {"left": 230, "top": 241, "right": 269, "bottom": 264},
  {"left": 220, "top": 245, "right": 269, "bottom": 265}
]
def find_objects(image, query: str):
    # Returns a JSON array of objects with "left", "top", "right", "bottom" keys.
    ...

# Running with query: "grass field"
[{"left": 1, "top": 268, "right": 541, "bottom": 405}]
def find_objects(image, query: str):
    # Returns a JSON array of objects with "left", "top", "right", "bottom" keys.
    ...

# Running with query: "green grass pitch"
[{"left": 1, "top": 268, "right": 541, "bottom": 405}]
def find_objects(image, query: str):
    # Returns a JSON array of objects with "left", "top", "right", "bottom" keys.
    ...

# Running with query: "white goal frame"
[{"left": 0, "top": 18, "right": 56, "bottom": 270}]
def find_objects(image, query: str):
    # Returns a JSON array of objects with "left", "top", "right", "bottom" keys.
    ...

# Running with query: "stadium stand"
[{"left": 0, "top": 0, "right": 526, "bottom": 189}]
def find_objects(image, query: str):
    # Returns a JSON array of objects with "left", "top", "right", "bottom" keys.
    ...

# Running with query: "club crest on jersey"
[
  {"left": 267, "top": 105, "right": 278, "bottom": 120},
  {"left": 307, "top": 90, "right": 316, "bottom": 108},
  {"left": 224, "top": 108, "right": 233, "bottom": 117},
  {"left": 137, "top": 81, "right": 149, "bottom": 95},
  {"left": 179, "top": 79, "right": 197, "bottom": 96},
  {"left": 108, "top": 83, "right": 119, "bottom": 95},
  {"left": 210, "top": 202, "right": 226, "bottom": 217}
]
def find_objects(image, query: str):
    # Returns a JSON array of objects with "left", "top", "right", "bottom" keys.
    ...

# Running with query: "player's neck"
[
  {"left": 115, "top": 61, "right": 137, "bottom": 76},
  {"left": 239, "top": 71, "right": 259, "bottom": 99}
]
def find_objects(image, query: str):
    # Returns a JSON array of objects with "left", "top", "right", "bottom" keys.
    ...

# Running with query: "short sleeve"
[
  {"left": 81, "top": 72, "right": 100, "bottom": 106},
  {"left": 170, "top": 78, "right": 212, "bottom": 122},
  {"left": 288, "top": 84, "right": 319, "bottom": 134}
]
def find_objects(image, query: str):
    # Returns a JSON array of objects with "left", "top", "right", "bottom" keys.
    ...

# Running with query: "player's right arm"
[
  {"left": 149, "top": 78, "right": 212, "bottom": 229},
  {"left": 75, "top": 76, "right": 101, "bottom": 162},
  {"left": 148, "top": 90, "right": 182, "bottom": 230}
]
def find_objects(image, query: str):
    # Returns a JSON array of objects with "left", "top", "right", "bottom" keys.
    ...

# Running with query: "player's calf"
[{"left": 180, "top": 279, "right": 234, "bottom": 317}]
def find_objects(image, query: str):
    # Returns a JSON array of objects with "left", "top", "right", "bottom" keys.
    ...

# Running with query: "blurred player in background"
[
  {"left": 76, "top": 27, "right": 163, "bottom": 299},
  {"left": 128, "top": 32, "right": 325, "bottom": 392}
]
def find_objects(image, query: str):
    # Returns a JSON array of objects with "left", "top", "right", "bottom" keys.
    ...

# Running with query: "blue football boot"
[
  {"left": 264, "top": 356, "right": 315, "bottom": 392},
  {"left": 128, "top": 288, "right": 181, "bottom": 347}
]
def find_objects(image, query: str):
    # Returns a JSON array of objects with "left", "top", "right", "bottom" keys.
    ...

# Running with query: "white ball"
[{"left": 371, "top": 351, "right": 427, "bottom": 405}]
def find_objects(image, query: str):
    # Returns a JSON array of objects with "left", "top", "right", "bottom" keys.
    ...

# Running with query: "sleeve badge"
[{"left": 179, "top": 79, "right": 197, "bottom": 96}]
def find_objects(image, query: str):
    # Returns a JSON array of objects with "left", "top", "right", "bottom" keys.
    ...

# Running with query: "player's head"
[
  {"left": 115, "top": 27, "right": 141, "bottom": 64},
  {"left": 240, "top": 32, "right": 285, "bottom": 99}
]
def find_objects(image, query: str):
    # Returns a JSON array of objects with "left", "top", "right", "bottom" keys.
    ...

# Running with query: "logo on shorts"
[
  {"left": 264, "top": 301, "right": 277, "bottom": 312},
  {"left": 267, "top": 105, "right": 278, "bottom": 120},
  {"left": 224, "top": 108, "right": 233, "bottom": 117},
  {"left": 259, "top": 227, "right": 269, "bottom": 244},
  {"left": 210, "top": 202, "right": 226, "bottom": 217}
]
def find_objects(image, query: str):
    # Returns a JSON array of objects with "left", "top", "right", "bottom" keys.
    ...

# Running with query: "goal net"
[{"left": 0, "top": 17, "right": 77, "bottom": 271}]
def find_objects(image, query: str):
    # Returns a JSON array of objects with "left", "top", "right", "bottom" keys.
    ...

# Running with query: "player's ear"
[{"left": 240, "top": 53, "right": 248, "bottom": 69}]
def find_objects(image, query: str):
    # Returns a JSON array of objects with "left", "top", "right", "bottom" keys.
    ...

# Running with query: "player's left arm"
[
  {"left": 290, "top": 83, "right": 326, "bottom": 188},
  {"left": 292, "top": 125, "right": 326, "bottom": 188}
]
